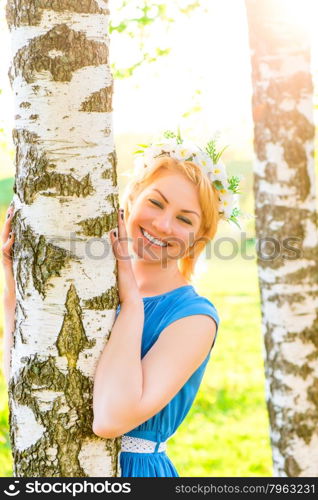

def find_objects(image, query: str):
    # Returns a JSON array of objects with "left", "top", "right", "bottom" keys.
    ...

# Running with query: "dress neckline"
[{"left": 142, "top": 285, "right": 194, "bottom": 301}]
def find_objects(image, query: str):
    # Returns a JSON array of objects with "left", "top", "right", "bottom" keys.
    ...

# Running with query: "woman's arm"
[
  {"left": 92, "top": 299, "right": 144, "bottom": 437},
  {"left": 1, "top": 204, "right": 16, "bottom": 386},
  {"left": 93, "top": 209, "right": 146, "bottom": 436},
  {"left": 93, "top": 312, "right": 216, "bottom": 438}
]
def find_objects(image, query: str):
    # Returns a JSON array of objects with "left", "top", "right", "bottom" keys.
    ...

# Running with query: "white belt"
[{"left": 120, "top": 435, "right": 167, "bottom": 453}]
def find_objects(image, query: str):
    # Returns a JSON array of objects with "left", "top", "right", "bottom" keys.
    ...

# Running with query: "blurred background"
[{"left": 0, "top": 0, "right": 317, "bottom": 476}]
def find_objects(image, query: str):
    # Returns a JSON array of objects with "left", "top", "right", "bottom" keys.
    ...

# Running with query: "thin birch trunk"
[
  {"left": 245, "top": 0, "right": 318, "bottom": 477},
  {"left": 6, "top": 0, "right": 120, "bottom": 476}
]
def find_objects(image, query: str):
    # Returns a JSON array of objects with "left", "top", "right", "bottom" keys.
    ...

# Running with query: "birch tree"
[
  {"left": 6, "top": 0, "right": 120, "bottom": 476},
  {"left": 245, "top": 0, "right": 318, "bottom": 477}
]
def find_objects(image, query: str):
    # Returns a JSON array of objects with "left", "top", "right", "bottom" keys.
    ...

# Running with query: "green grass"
[
  {"left": 0, "top": 177, "right": 14, "bottom": 207},
  {"left": 167, "top": 255, "right": 272, "bottom": 476},
  {"left": 0, "top": 175, "right": 272, "bottom": 477}
]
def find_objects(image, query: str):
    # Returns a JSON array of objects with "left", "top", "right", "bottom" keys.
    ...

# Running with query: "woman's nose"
[{"left": 152, "top": 215, "right": 173, "bottom": 235}]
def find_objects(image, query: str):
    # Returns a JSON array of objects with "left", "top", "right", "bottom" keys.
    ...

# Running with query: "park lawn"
[{"left": 0, "top": 184, "right": 272, "bottom": 477}]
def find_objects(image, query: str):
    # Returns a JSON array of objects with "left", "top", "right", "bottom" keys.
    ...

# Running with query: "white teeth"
[{"left": 142, "top": 228, "right": 167, "bottom": 247}]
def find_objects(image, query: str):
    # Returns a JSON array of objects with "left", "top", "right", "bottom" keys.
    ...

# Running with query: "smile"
[{"left": 140, "top": 227, "right": 169, "bottom": 247}]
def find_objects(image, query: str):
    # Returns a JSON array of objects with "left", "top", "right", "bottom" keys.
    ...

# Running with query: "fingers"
[
  {"left": 110, "top": 208, "right": 129, "bottom": 260},
  {"left": 1, "top": 204, "right": 15, "bottom": 244},
  {"left": 110, "top": 226, "right": 123, "bottom": 260},
  {"left": 118, "top": 208, "right": 125, "bottom": 234},
  {"left": 1, "top": 203, "right": 16, "bottom": 267},
  {"left": 1, "top": 230, "right": 15, "bottom": 267},
  {"left": 118, "top": 208, "right": 129, "bottom": 250}
]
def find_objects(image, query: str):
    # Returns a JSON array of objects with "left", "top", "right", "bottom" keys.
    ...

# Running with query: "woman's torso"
[{"left": 115, "top": 284, "right": 220, "bottom": 477}]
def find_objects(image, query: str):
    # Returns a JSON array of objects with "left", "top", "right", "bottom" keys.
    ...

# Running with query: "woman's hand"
[
  {"left": 110, "top": 208, "right": 142, "bottom": 307},
  {"left": 1, "top": 202, "right": 16, "bottom": 300}
]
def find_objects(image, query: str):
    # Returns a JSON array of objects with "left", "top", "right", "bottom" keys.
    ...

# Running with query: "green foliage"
[
  {"left": 212, "top": 180, "right": 224, "bottom": 191},
  {"left": 110, "top": 1, "right": 203, "bottom": 79},
  {"left": 228, "top": 176, "right": 241, "bottom": 194},
  {"left": 227, "top": 207, "right": 244, "bottom": 230},
  {"left": 163, "top": 128, "right": 182, "bottom": 144},
  {"left": 205, "top": 138, "right": 228, "bottom": 164},
  {"left": 163, "top": 130, "right": 177, "bottom": 140},
  {"left": 182, "top": 105, "right": 202, "bottom": 118}
]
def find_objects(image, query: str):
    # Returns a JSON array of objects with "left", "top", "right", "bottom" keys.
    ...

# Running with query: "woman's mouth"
[{"left": 140, "top": 226, "right": 170, "bottom": 248}]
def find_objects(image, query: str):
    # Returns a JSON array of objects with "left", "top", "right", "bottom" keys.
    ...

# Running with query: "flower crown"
[{"left": 133, "top": 130, "right": 244, "bottom": 228}]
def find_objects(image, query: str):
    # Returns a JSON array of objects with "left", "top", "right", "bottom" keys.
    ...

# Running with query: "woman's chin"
[{"left": 131, "top": 241, "right": 170, "bottom": 263}]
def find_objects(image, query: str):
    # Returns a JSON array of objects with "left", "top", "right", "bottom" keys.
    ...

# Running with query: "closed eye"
[
  {"left": 148, "top": 199, "right": 192, "bottom": 225},
  {"left": 149, "top": 199, "right": 162, "bottom": 208},
  {"left": 178, "top": 217, "right": 192, "bottom": 225}
]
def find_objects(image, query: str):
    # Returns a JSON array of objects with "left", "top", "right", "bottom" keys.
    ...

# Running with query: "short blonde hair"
[{"left": 122, "top": 156, "right": 220, "bottom": 282}]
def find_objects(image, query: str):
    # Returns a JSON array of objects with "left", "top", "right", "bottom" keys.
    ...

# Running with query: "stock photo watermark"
[{"left": 7, "top": 231, "right": 303, "bottom": 267}]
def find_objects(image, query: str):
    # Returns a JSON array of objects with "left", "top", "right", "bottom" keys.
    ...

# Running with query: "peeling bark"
[
  {"left": 245, "top": 0, "right": 318, "bottom": 477},
  {"left": 7, "top": 0, "right": 120, "bottom": 477}
]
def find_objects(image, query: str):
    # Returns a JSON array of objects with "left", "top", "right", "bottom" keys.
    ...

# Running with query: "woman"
[{"left": 2, "top": 134, "right": 240, "bottom": 477}]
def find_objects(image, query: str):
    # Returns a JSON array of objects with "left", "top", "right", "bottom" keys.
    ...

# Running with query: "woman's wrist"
[{"left": 120, "top": 297, "right": 144, "bottom": 312}]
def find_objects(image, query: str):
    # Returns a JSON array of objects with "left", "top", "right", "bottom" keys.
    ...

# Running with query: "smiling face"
[{"left": 126, "top": 169, "right": 202, "bottom": 263}]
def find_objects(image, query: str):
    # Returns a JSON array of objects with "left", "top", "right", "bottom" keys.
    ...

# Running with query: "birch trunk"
[
  {"left": 6, "top": 0, "right": 120, "bottom": 477},
  {"left": 245, "top": 0, "right": 318, "bottom": 477}
]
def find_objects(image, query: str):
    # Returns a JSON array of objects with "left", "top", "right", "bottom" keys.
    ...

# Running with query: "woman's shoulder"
[{"left": 161, "top": 284, "right": 220, "bottom": 330}]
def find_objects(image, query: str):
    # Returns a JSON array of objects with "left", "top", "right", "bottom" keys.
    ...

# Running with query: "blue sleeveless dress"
[{"left": 115, "top": 284, "right": 220, "bottom": 477}]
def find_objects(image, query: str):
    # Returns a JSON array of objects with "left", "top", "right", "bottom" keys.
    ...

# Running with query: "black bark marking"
[
  {"left": 56, "top": 284, "right": 95, "bottom": 368},
  {"left": 77, "top": 205, "right": 118, "bottom": 237},
  {"left": 13, "top": 215, "right": 77, "bottom": 300},
  {"left": 6, "top": 0, "right": 109, "bottom": 29},
  {"left": 80, "top": 85, "right": 113, "bottom": 112},
  {"left": 101, "top": 152, "right": 117, "bottom": 187},
  {"left": 285, "top": 456, "right": 302, "bottom": 476},
  {"left": 12, "top": 129, "right": 95, "bottom": 204},
  {"left": 253, "top": 200, "right": 318, "bottom": 271},
  {"left": 11, "top": 25, "right": 108, "bottom": 84},
  {"left": 300, "top": 314, "right": 318, "bottom": 349},
  {"left": 83, "top": 286, "right": 119, "bottom": 311}
]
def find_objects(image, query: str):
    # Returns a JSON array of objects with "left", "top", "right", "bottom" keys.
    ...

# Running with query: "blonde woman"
[{"left": 2, "top": 134, "right": 240, "bottom": 477}]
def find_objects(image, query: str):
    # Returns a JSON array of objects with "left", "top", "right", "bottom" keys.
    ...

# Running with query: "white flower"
[
  {"left": 219, "top": 200, "right": 233, "bottom": 219},
  {"left": 218, "top": 191, "right": 234, "bottom": 218},
  {"left": 169, "top": 142, "right": 200, "bottom": 162},
  {"left": 223, "top": 204, "right": 234, "bottom": 219},
  {"left": 195, "top": 152, "right": 214, "bottom": 175},
  {"left": 219, "top": 189, "right": 234, "bottom": 203},
  {"left": 208, "top": 161, "right": 228, "bottom": 183}
]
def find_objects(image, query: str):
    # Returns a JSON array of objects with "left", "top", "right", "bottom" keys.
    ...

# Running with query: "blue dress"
[{"left": 115, "top": 284, "right": 220, "bottom": 477}]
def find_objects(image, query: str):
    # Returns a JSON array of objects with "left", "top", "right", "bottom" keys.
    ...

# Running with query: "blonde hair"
[{"left": 122, "top": 156, "right": 220, "bottom": 282}]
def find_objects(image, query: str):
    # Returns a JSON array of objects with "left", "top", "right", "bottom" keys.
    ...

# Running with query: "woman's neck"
[{"left": 131, "top": 259, "right": 189, "bottom": 297}]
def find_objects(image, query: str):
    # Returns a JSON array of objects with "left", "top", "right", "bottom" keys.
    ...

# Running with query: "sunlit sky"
[{"left": 0, "top": 0, "right": 317, "bottom": 170}]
